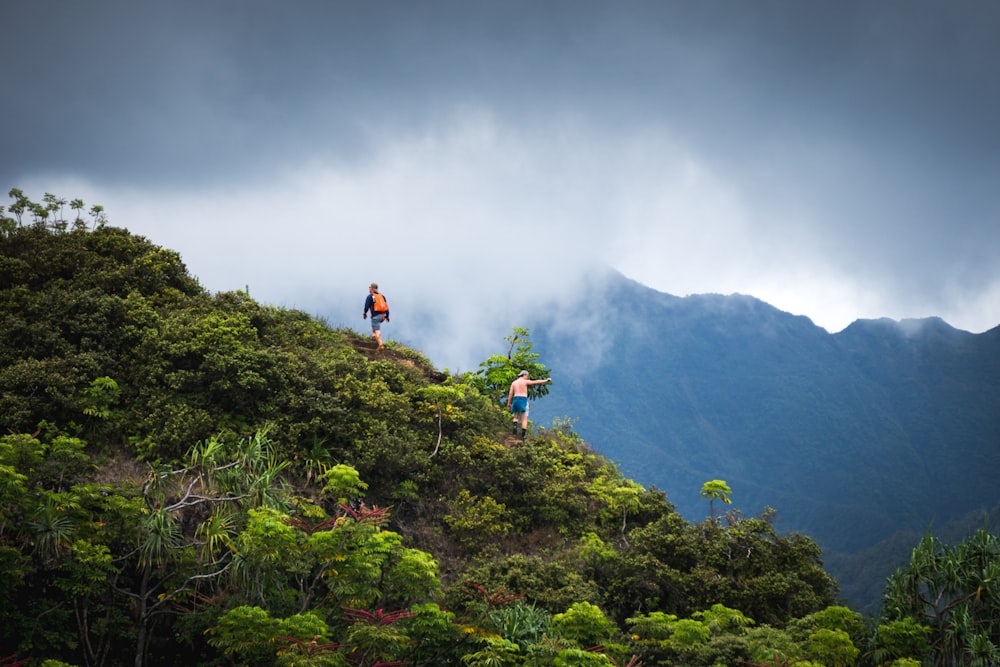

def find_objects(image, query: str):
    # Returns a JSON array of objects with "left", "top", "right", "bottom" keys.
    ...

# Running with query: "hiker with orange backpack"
[{"left": 363, "top": 282, "right": 390, "bottom": 350}]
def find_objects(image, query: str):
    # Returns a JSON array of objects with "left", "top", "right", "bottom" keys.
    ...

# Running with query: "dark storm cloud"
[{"left": 6, "top": 1, "right": 998, "bottom": 185}]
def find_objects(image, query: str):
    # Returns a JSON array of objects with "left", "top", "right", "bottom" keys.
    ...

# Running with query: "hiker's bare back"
[{"left": 508, "top": 376, "right": 550, "bottom": 399}]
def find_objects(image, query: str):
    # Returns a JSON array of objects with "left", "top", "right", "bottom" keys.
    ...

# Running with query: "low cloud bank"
[{"left": 25, "top": 112, "right": 999, "bottom": 370}]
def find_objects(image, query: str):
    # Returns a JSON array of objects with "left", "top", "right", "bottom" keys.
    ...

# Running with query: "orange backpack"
[{"left": 372, "top": 292, "right": 388, "bottom": 313}]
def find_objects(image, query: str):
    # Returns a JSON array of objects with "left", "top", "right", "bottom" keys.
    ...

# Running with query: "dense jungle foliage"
[{"left": 2, "top": 192, "right": 999, "bottom": 666}]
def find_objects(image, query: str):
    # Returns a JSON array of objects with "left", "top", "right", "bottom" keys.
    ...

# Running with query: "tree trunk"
[{"left": 133, "top": 567, "right": 151, "bottom": 667}]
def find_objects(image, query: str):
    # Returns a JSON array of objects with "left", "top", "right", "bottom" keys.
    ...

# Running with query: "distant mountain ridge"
[{"left": 527, "top": 270, "right": 1000, "bottom": 608}]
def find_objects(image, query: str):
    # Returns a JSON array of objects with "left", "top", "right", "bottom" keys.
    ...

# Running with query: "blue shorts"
[
  {"left": 370, "top": 313, "right": 385, "bottom": 331},
  {"left": 509, "top": 396, "right": 528, "bottom": 414}
]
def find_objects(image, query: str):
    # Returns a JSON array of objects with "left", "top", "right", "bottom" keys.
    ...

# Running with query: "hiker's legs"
[
  {"left": 371, "top": 316, "right": 384, "bottom": 349},
  {"left": 510, "top": 396, "right": 528, "bottom": 435}
]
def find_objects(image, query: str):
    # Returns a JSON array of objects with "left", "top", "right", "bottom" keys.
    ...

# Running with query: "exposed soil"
[{"left": 344, "top": 332, "right": 448, "bottom": 383}]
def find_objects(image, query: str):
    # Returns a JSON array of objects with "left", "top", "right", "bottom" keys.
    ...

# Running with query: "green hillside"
[{"left": 2, "top": 194, "right": 998, "bottom": 667}]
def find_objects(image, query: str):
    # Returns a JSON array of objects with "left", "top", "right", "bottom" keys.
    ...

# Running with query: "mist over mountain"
[{"left": 521, "top": 270, "right": 1000, "bottom": 608}]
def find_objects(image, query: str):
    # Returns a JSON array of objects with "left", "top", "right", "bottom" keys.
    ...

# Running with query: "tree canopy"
[{"left": 0, "top": 191, "right": 964, "bottom": 667}]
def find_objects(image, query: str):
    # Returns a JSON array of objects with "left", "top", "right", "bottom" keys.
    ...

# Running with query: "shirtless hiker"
[{"left": 507, "top": 370, "right": 552, "bottom": 439}]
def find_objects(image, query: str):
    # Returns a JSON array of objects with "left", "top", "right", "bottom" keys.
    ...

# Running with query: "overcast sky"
[{"left": 4, "top": 1, "right": 999, "bottom": 370}]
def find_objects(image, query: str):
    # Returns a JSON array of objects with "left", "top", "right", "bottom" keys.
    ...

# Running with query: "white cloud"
[{"left": 25, "top": 109, "right": 998, "bottom": 372}]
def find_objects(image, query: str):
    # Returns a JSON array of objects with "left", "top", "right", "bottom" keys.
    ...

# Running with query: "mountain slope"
[{"left": 528, "top": 271, "right": 1000, "bottom": 605}]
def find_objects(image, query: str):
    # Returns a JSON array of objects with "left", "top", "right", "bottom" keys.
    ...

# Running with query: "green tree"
[
  {"left": 550, "top": 601, "right": 616, "bottom": 648},
  {"left": 806, "top": 628, "right": 858, "bottom": 667},
  {"left": 622, "top": 507, "right": 836, "bottom": 626},
  {"left": 694, "top": 602, "right": 755, "bottom": 635},
  {"left": 207, "top": 605, "right": 282, "bottom": 664},
  {"left": 0, "top": 431, "right": 142, "bottom": 663},
  {"left": 121, "top": 430, "right": 292, "bottom": 667},
  {"left": 321, "top": 463, "right": 369, "bottom": 504},
  {"left": 700, "top": 479, "right": 733, "bottom": 520},
  {"left": 42, "top": 193, "right": 67, "bottom": 230},
  {"left": 7, "top": 187, "right": 29, "bottom": 226},
  {"left": 445, "top": 489, "right": 514, "bottom": 551},
  {"left": 868, "top": 616, "right": 932, "bottom": 666},
  {"left": 463, "top": 636, "right": 522, "bottom": 667},
  {"left": 341, "top": 607, "right": 416, "bottom": 666},
  {"left": 69, "top": 198, "right": 85, "bottom": 225},
  {"left": 551, "top": 649, "right": 614, "bottom": 666},
  {"left": 418, "top": 379, "right": 474, "bottom": 457},
  {"left": 88, "top": 204, "right": 106, "bottom": 228},
  {"left": 403, "top": 602, "right": 476, "bottom": 666},
  {"left": 472, "top": 327, "right": 552, "bottom": 407},
  {"left": 0, "top": 205, "right": 14, "bottom": 234},
  {"left": 744, "top": 625, "right": 807, "bottom": 666},
  {"left": 880, "top": 528, "right": 1000, "bottom": 667},
  {"left": 628, "top": 606, "right": 752, "bottom": 666}
]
